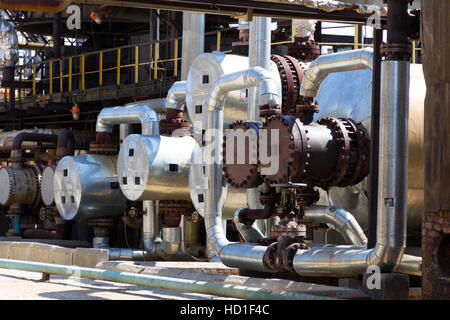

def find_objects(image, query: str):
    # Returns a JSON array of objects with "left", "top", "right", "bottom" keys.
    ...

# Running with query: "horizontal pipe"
[
  {"left": 0, "top": 259, "right": 335, "bottom": 300},
  {"left": 300, "top": 48, "right": 373, "bottom": 98},
  {"left": 304, "top": 205, "right": 367, "bottom": 246},
  {"left": 304, "top": 244, "right": 422, "bottom": 276},
  {"left": 165, "top": 81, "right": 187, "bottom": 110}
]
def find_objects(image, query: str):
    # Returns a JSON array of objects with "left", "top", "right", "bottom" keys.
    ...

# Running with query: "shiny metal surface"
[
  {"left": 92, "top": 237, "right": 110, "bottom": 249},
  {"left": 161, "top": 227, "right": 182, "bottom": 255},
  {"left": 181, "top": 12, "right": 205, "bottom": 81},
  {"left": 0, "top": 165, "right": 41, "bottom": 207},
  {"left": 54, "top": 154, "right": 127, "bottom": 221},
  {"left": 202, "top": 67, "right": 281, "bottom": 272},
  {"left": 304, "top": 205, "right": 367, "bottom": 246},
  {"left": 95, "top": 104, "right": 159, "bottom": 134},
  {"left": 233, "top": 209, "right": 264, "bottom": 243},
  {"left": 166, "top": 81, "right": 187, "bottom": 110},
  {"left": 248, "top": 16, "right": 272, "bottom": 121},
  {"left": 118, "top": 134, "right": 198, "bottom": 201},
  {"left": 300, "top": 48, "right": 373, "bottom": 98},
  {"left": 189, "top": 150, "right": 247, "bottom": 220},
  {"left": 247, "top": 17, "right": 272, "bottom": 237},
  {"left": 185, "top": 52, "right": 281, "bottom": 131},
  {"left": 378, "top": 60, "right": 409, "bottom": 252},
  {"left": 41, "top": 165, "right": 56, "bottom": 206},
  {"left": 292, "top": 59, "right": 414, "bottom": 277},
  {"left": 317, "top": 63, "right": 425, "bottom": 233}
]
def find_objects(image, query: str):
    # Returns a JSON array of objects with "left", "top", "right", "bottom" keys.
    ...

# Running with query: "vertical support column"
[{"left": 181, "top": 12, "right": 205, "bottom": 81}]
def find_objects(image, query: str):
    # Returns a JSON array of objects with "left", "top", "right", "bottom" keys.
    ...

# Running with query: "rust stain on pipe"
[{"left": 0, "top": 0, "right": 70, "bottom": 12}]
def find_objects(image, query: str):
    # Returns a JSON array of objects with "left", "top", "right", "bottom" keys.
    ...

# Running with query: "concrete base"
[
  {"left": 0, "top": 241, "right": 109, "bottom": 268},
  {"left": 362, "top": 272, "right": 410, "bottom": 300}
]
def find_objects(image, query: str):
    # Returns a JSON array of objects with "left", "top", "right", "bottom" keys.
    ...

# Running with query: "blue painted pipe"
[{"left": 0, "top": 258, "right": 336, "bottom": 300}]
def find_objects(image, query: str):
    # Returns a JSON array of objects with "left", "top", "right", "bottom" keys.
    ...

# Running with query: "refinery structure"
[{"left": 0, "top": 0, "right": 447, "bottom": 301}]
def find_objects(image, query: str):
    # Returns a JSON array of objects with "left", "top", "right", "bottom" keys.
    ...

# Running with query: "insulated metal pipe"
[
  {"left": 304, "top": 205, "right": 367, "bottom": 246},
  {"left": 0, "top": 258, "right": 335, "bottom": 300},
  {"left": 165, "top": 81, "right": 187, "bottom": 110},
  {"left": 292, "top": 59, "right": 412, "bottom": 277},
  {"left": 300, "top": 48, "right": 373, "bottom": 98},
  {"left": 204, "top": 67, "right": 280, "bottom": 272},
  {"left": 95, "top": 104, "right": 159, "bottom": 134},
  {"left": 181, "top": 12, "right": 204, "bottom": 81},
  {"left": 233, "top": 209, "right": 265, "bottom": 243},
  {"left": 247, "top": 17, "right": 272, "bottom": 236}
]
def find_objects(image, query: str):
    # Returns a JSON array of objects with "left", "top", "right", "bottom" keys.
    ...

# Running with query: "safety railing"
[{"left": 2, "top": 22, "right": 422, "bottom": 102}]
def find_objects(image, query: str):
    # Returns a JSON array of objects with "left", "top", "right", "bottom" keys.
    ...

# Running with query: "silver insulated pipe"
[
  {"left": 181, "top": 12, "right": 205, "bottom": 81},
  {"left": 247, "top": 17, "right": 272, "bottom": 237},
  {"left": 92, "top": 104, "right": 181, "bottom": 260},
  {"left": 300, "top": 48, "right": 373, "bottom": 98},
  {"left": 166, "top": 81, "right": 187, "bottom": 110},
  {"left": 204, "top": 67, "right": 280, "bottom": 271},
  {"left": 96, "top": 104, "right": 159, "bottom": 134},
  {"left": 292, "top": 55, "right": 413, "bottom": 277}
]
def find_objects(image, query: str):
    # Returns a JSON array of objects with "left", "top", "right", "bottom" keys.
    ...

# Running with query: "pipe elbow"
[
  {"left": 300, "top": 48, "right": 373, "bottom": 98},
  {"left": 166, "top": 81, "right": 187, "bottom": 110},
  {"left": 95, "top": 105, "right": 159, "bottom": 134},
  {"left": 368, "top": 243, "right": 405, "bottom": 273}
]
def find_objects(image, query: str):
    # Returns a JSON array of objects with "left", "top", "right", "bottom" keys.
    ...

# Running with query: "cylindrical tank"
[
  {"left": 185, "top": 51, "right": 282, "bottom": 131},
  {"left": 0, "top": 165, "right": 41, "bottom": 207},
  {"left": 54, "top": 155, "right": 127, "bottom": 221},
  {"left": 41, "top": 165, "right": 56, "bottom": 207},
  {"left": 117, "top": 134, "right": 198, "bottom": 201},
  {"left": 315, "top": 64, "right": 425, "bottom": 233}
]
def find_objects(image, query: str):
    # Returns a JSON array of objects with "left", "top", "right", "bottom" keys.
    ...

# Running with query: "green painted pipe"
[{"left": 0, "top": 258, "right": 336, "bottom": 300}]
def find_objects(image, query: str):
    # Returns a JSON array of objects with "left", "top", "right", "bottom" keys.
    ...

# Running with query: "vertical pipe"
[
  {"left": 368, "top": 28, "right": 382, "bottom": 249},
  {"left": 247, "top": 17, "right": 272, "bottom": 236},
  {"left": 119, "top": 124, "right": 131, "bottom": 145},
  {"left": 181, "top": 12, "right": 205, "bottom": 81}
]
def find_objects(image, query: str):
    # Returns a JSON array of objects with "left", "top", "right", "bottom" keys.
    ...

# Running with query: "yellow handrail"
[{"left": 11, "top": 26, "right": 423, "bottom": 102}]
